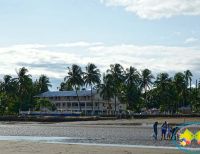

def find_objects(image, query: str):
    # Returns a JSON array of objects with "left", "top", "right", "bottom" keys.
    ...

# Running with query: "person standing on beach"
[
  {"left": 166, "top": 123, "right": 172, "bottom": 140},
  {"left": 153, "top": 122, "right": 158, "bottom": 140},
  {"left": 161, "top": 121, "right": 167, "bottom": 140}
]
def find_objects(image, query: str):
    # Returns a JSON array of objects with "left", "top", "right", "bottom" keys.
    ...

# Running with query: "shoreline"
[{"left": 0, "top": 116, "right": 199, "bottom": 124}]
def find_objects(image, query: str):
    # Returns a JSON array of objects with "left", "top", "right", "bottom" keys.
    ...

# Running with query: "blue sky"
[{"left": 0, "top": 0, "right": 200, "bottom": 90}]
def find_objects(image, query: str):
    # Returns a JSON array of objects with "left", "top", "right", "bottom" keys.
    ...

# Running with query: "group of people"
[{"left": 153, "top": 121, "right": 173, "bottom": 140}]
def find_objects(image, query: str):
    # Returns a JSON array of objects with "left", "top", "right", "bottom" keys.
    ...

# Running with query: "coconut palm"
[
  {"left": 83, "top": 63, "right": 101, "bottom": 115},
  {"left": 154, "top": 73, "right": 174, "bottom": 113},
  {"left": 0, "top": 75, "right": 14, "bottom": 93},
  {"left": 184, "top": 70, "right": 193, "bottom": 88},
  {"left": 139, "top": 69, "right": 154, "bottom": 107},
  {"left": 37, "top": 75, "right": 52, "bottom": 93},
  {"left": 124, "top": 66, "right": 141, "bottom": 111},
  {"left": 125, "top": 66, "right": 140, "bottom": 86},
  {"left": 184, "top": 70, "right": 193, "bottom": 104},
  {"left": 154, "top": 73, "right": 171, "bottom": 90},
  {"left": 65, "top": 64, "right": 84, "bottom": 111},
  {"left": 59, "top": 81, "right": 73, "bottom": 91},
  {"left": 16, "top": 67, "right": 33, "bottom": 110},
  {"left": 2, "top": 75, "right": 18, "bottom": 97},
  {"left": 174, "top": 72, "right": 186, "bottom": 108},
  {"left": 98, "top": 74, "right": 114, "bottom": 113},
  {"left": 107, "top": 64, "right": 124, "bottom": 115}
]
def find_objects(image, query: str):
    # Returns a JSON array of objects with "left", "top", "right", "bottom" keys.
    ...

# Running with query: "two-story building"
[{"left": 35, "top": 90, "right": 126, "bottom": 115}]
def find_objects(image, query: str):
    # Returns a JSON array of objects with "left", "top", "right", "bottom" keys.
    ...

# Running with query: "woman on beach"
[{"left": 161, "top": 121, "right": 167, "bottom": 140}]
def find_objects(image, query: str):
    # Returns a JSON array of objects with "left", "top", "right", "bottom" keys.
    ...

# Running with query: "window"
[
  {"left": 80, "top": 102, "right": 85, "bottom": 107},
  {"left": 56, "top": 103, "right": 60, "bottom": 107},
  {"left": 72, "top": 103, "right": 78, "bottom": 107},
  {"left": 87, "top": 103, "right": 92, "bottom": 107}
]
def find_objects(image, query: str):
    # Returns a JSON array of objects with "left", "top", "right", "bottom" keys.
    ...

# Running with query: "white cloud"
[
  {"left": 185, "top": 37, "right": 199, "bottom": 44},
  {"left": 101, "top": 0, "right": 200, "bottom": 19},
  {"left": 88, "top": 44, "right": 200, "bottom": 73},
  {"left": 55, "top": 41, "right": 103, "bottom": 48},
  {"left": 0, "top": 42, "right": 200, "bottom": 89}
]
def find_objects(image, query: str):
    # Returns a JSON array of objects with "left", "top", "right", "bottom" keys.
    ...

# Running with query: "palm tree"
[
  {"left": 184, "top": 70, "right": 193, "bottom": 88},
  {"left": 184, "top": 70, "right": 193, "bottom": 104},
  {"left": 64, "top": 64, "right": 84, "bottom": 111},
  {"left": 16, "top": 67, "right": 33, "bottom": 110},
  {"left": 59, "top": 81, "right": 73, "bottom": 91},
  {"left": 174, "top": 72, "right": 186, "bottom": 108},
  {"left": 124, "top": 66, "right": 140, "bottom": 111},
  {"left": 125, "top": 66, "right": 140, "bottom": 86},
  {"left": 139, "top": 69, "right": 154, "bottom": 107},
  {"left": 98, "top": 74, "right": 114, "bottom": 114},
  {"left": 107, "top": 64, "right": 124, "bottom": 115},
  {"left": 0, "top": 75, "right": 19, "bottom": 113},
  {"left": 154, "top": 73, "right": 171, "bottom": 90},
  {"left": 37, "top": 75, "right": 52, "bottom": 93},
  {"left": 0, "top": 75, "right": 13, "bottom": 93},
  {"left": 83, "top": 63, "right": 101, "bottom": 115},
  {"left": 154, "top": 73, "right": 173, "bottom": 113}
]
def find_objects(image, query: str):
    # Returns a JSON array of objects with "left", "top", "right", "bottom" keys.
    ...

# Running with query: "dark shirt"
[{"left": 153, "top": 123, "right": 158, "bottom": 133}]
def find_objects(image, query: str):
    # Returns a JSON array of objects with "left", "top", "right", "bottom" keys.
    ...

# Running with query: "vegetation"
[
  {"left": 0, "top": 63, "right": 200, "bottom": 115},
  {"left": 83, "top": 63, "right": 101, "bottom": 114},
  {"left": 64, "top": 64, "right": 84, "bottom": 111},
  {"left": 35, "top": 98, "right": 56, "bottom": 111}
]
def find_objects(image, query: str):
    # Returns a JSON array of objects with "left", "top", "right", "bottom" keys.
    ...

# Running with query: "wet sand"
[
  {"left": 0, "top": 141, "right": 183, "bottom": 154},
  {"left": 0, "top": 118, "right": 199, "bottom": 147}
]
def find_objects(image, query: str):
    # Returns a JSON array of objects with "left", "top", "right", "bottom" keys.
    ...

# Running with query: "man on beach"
[{"left": 153, "top": 122, "right": 158, "bottom": 140}]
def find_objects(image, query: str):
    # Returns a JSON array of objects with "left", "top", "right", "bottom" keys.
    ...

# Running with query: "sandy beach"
[
  {"left": 0, "top": 141, "right": 184, "bottom": 154},
  {"left": 0, "top": 118, "right": 199, "bottom": 154}
]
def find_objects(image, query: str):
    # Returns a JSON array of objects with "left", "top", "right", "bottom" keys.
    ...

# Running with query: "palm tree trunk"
[
  {"left": 183, "top": 90, "right": 185, "bottom": 107},
  {"left": 114, "top": 95, "right": 117, "bottom": 115},
  {"left": 91, "top": 85, "right": 94, "bottom": 115},
  {"left": 144, "top": 87, "right": 147, "bottom": 107},
  {"left": 107, "top": 99, "right": 109, "bottom": 115},
  {"left": 189, "top": 79, "right": 192, "bottom": 103},
  {"left": 75, "top": 86, "right": 81, "bottom": 112}
]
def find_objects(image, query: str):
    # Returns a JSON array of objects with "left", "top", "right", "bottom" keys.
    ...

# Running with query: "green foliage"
[
  {"left": 59, "top": 81, "right": 73, "bottom": 91},
  {"left": 35, "top": 98, "right": 56, "bottom": 111},
  {"left": 34, "top": 75, "right": 52, "bottom": 94},
  {"left": 83, "top": 63, "right": 101, "bottom": 114},
  {"left": 0, "top": 93, "right": 7, "bottom": 115},
  {"left": 0, "top": 64, "right": 200, "bottom": 115},
  {"left": 64, "top": 64, "right": 84, "bottom": 111},
  {"left": 0, "top": 67, "right": 52, "bottom": 114},
  {"left": 98, "top": 74, "right": 114, "bottom": 102}
]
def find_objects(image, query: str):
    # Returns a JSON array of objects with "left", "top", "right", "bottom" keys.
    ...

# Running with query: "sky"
[{"left": 0, "top": 0, "right": 200, "bottom": 90}]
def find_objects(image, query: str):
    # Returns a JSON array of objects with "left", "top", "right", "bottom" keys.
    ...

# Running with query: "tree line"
[{"left": 0, "top": 63, "right": 200, "bottom": 115}]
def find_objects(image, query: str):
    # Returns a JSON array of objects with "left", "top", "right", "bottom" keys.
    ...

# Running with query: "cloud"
[
  {"left": 100, "top": 0, "right": 200, "bottom": 19},
  {"left": 0, "top": 42, "right": 200, "bottom": 89},
  {"left": 88, "top": 44, "right": 200, "bottom": 73},
  {"left": 185, "top": 37, "right": 199, "bottom": 44},
  {"left": 55, "top": 41, "right": 103, "bottom": 47}
]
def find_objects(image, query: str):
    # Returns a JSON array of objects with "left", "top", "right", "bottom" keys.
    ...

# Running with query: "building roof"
[{"left": 35, "top": 90, "right": 97, "bottom": 98}]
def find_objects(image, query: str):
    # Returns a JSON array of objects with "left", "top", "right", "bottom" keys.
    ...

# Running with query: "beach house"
[{"left": 35, "top": 90, "right": 126, "bottom": 115}]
